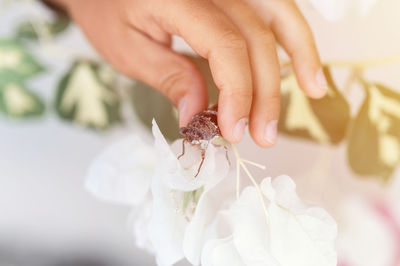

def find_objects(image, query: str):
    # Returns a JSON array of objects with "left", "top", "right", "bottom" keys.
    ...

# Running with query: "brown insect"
[{"left": 178, "top": 105, "right": 228, "bottom": 177}]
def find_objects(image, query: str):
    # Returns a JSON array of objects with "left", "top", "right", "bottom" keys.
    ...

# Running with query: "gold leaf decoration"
[
  {"left": 279, "top": 68, "right": 351, "bottom": 144},
  {"left": 55, "top": 60, "right": 120, "bottom": 129},
  {"left": 347, "top": 83, "right": 400, "bottom": 181}
]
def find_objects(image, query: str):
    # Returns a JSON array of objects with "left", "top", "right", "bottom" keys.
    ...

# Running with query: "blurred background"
[{"left": 0, "top": 0, "right": 399, "bottom": 265}]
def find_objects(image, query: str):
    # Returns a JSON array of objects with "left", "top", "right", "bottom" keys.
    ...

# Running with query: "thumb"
[
  {"left": 116, "top": 30, "right": 208, "bottom": 126},
  {"left": 151, "top": 54, "right": 208, "bottom": 127}
]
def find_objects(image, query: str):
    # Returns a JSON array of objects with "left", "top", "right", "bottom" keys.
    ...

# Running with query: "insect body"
[
  {"left": 178, "top": 105, "right": 225, "bottom": 177},
  {"left": 179, "top": 105, "right": 220, "bottom": 143}
]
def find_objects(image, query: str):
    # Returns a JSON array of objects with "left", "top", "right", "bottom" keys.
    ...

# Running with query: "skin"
[{"left": 50, "top": 0, "right": 327, "bottom": 147}]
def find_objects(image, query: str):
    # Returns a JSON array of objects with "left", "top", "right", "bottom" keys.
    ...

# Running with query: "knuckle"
[
  {"left": 218, "top": 29, "right": 247, "bottom": 51},
  {"left": 257, "top": 29, "right": 276, "bottom": 47},
  {"left": 257, "top": 93, "right": 281, "bottom": 113},
  {"left": 257, "top": 94, "right": 281, "bottom": 118},
  {"left": 214, "top": 74, "right": 252, "bottom": 99},
  {"left": 221, "top": 87, "right": 253, "bottom": 101},
  {"left": 245, "top": 17, "right": 275, "bottom": 44},
  {"left": 266, "top": 92, "right": 281, "bottom": 104},
  {"left": 157, "top": 62, "right": 193, "bottom": 103},
  {"left": 267, "top": 97, "right": 281, "bottom": 115}
]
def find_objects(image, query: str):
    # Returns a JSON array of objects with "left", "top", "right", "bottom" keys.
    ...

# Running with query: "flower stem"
[
  {"left": 232, "top": 144, "right": 269, "bottom": 226},
  {"left": 236, "top": 155, "right": 240, "bottom": 200},
  {"left": 240, "top": 161, "right": 270, "bottom": 226},
  {"left": 241, "top": 159, "right": 266, "bottom": 170}
]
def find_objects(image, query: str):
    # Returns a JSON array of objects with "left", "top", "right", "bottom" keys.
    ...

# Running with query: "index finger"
[{"left": 155, "top": 0, "right": 253, "bottom": 143}]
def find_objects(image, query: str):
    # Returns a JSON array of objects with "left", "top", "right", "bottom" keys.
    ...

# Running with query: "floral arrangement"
[
  {"left": 1, "top": 1, "right": 400, "bottom": 265},
  {"left": 85, "top": 120, "right": 338, "bottom": 266}
]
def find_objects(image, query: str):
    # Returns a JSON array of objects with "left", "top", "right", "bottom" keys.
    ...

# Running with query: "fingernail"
[
  {"left": 265, "top": 120, "right": 278, "bottom": 144},
  {"left": 233, "top": 118, "right": 247, "bottom": 142},
  {"left": 316, "top": 69, "right": 328, "bottom": 91}
]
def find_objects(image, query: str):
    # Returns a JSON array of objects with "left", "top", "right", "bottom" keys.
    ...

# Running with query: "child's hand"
[{"left": 55, "top": 0, "right": 327, "bottom": 147}]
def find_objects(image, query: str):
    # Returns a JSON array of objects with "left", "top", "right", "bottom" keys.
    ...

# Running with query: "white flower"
[
  {"left": 85, "top": 120, "right": 337, "bottom": 266},
  {"left": 147, "top": 120, "right": 231, "bottom": 266},
  {"left": 86, "top": 120, "right": 232, "bottom": 265},
  {"left": 85, "top": 135, "right": 157, "bottom": 206},
  {"left": 309, "top": 0, "right": 380, "bottom": 21},
  {"left": 152, "top": 119, "right": 229, "bottom": 192},
  {"left": 129, "top": 201, "right": 154, "bottom": 253},
  {"left": 202, "top": 175, "right": 338, "bottom": 266},
  {"left": 182, "top": 176, "right": 236, "bottom": 265}
]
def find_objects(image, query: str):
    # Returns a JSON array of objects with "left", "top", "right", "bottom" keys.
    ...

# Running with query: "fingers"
[
  {"left": 128, "top": 32, "right": 209, "bottom": 126},
  {"left": 156, "top": 0, "right": 253, "bottom": 143},
  {"left": 108, "top": 27, "right": 208, "bottom": 126},
  {"left": 213, "top": 0, "right": 281, "bottom": 147},
  {"left": 67, "top": 0, "right": 208, "bottom": 126},
  {"left": 249, "top": 0, "right": 327, "bottom": 98},
  {"left": 271, "top": 1, "right": 328, "bottom": 98}
]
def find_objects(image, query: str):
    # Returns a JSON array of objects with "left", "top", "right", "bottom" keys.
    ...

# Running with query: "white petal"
[
  {"left": 266, "top": 175, "right": 338, "bottom": 242},
  {"left": 230, "top": 187, "right": 280, "bottom": 266},
  {"left": 261, "top": 176, "right": 337, "bottom": 266},
  {"left": 183, "top": 189, "right": 218, "bottom": 266},
  {"left": 267, "top": 204, "right": 337, "bottom": 266},
  {"left": 149, "top": 120, "right": 232, "bottom": 265},
  {"left": 152, "top": 119, "right": 176, "bottom": 160},
  {"left": 183, "top": 176, "right": 235, "bottom": 265},
  {"left": 264, "top": 175, "right": 309, "bottom": 213},
  {"left": 129, "top": 201, "right": 154, "bottom": 254},
  {"left": 147, "top": 175, "right": 187, "bottom": 266},
  {"left": 219, "top": 176, "right": 337, "bottom": 266},
  {"left": 85, "top": 135, "right": 157, "bottom": 205},
  {"left": 201, "top": 236, "right": 245, "bottom": 266},
  {"left": 152, "top": 119, "right": 230, "bottom": 191}
]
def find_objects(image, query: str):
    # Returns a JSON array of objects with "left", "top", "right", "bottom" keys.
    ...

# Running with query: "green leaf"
[
  {"left": 0, "top": 38, "right": 44, "bottom": 80},
  {"left": 16, "top": 15, "right": 70, "bottom": 40},
  {"left": 0, "top": 81, "right": 44, "bottom": 117},
  {"left": 130, "top": 56, "right": 219, "bottom": 141},
  {"left": 347, "top": 83, "right": 400, "bottom": 181},
  {"left": 131, "top": 80, "right": 181, "bottom": 141},
  {"left": 0, "top": 39, "right": 45, "bottom": 118},
  {"left": 55, "top": 60, "right": 121, "bottom": 130},
  {"left": 188, "top": 56, "right": 219, "bottom": 105},
  {"left": 279, "top": 67, "right": 351, "bottom": 144}
]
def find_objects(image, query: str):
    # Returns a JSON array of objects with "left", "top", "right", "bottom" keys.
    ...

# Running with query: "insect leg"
[
  {"left": 195, "top": 148, "right": 206, "bottom": 178},
  {"left": 177, "top": 139, "right": 186, "bottom": 160}
]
